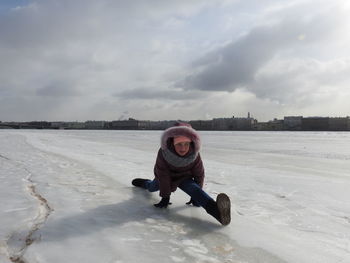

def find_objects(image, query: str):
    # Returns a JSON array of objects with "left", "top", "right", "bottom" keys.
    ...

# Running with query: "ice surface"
[{"left": 1, "top": 130, "right": 350, "bottom": 263}]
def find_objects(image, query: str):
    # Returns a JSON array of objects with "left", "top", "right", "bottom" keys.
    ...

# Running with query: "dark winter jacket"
[{"left": 154, "top": 124, "right": 205, "bottom": 197}]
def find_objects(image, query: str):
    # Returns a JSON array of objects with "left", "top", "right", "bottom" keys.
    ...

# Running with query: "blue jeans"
[{"left": 144, "top": 178, "right": 214, "bottom": 208}]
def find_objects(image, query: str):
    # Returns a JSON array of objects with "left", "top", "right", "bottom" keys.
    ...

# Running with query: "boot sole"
[
  {"left": 217, "top": 193, "right": 231, "bottom": 226},
  {"left": 132, "top": 178, "right": 149, "bottom": 189}
]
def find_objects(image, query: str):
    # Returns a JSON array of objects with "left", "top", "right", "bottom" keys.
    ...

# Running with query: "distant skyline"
[
  {"left": 2, "top": 113, "right": 350, "bottom": 124},
  {"left": 1, "top": 0, "right": 350, "bottom": 122}
]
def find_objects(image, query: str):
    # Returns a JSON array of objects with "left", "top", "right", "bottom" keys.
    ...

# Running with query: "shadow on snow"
[{"left": 40, "top": 187, "right": 223, "bottom": 242}]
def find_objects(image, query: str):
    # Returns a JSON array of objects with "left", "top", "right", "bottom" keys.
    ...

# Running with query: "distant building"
[
  {"left": 138, "top": 120, "right": 152, "bottom": 130},
  {"left": 0, "top": 122, "right": 13, "bottom": 129},
  {"left": 110, "top": 119, "right": 139, "bottom": 129},
  {"left": 256, "top": 119, "right": 283, "bottom": 131},
  {"left": 2, "top": 114, "right": 350, "bottom": 131},
  {"left": 284, "top": 116, "right": 302, "bottom": 131},
  {"left": 85, "top": 121, "right": 106, "bottom": 129},
  {"left": 235, "top": 117, "right": 257, "bottom": 130},
  {"left": 212, "top": 116, "right": 256, "bottom": 131},
  {"left": 109, "top": 118, "right": 154, "bottom": 130},
  {"left": 26, "top": 121, "right": 52, "bottom": 129},
  {"left": 328, "top": 117, "right": 350, "bottom": 131},
  {"left": 189, "top": 120, "right": 213, "bottom": 130},
  {"left": 67, "top": 122, "right": 85, "bottom": 129},
  {"left": 302, "top": 117, "right": 329, "bottom": 131},
  {"left": 51, "top": 122, "right": 85, "bottom": 129},
  {"left": 51, "top": 122, "right": 64, "bottom": 129},
  {"left": 148, "top": 121, "right": 176, "bottom": 130}
]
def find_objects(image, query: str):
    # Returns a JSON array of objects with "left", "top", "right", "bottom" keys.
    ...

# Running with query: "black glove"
[
  {"left": 186, "top": 198, "right": 200, "bottom": 207},
  {"left": 154, "top": 197, "right": 171, "bottom": 208}
]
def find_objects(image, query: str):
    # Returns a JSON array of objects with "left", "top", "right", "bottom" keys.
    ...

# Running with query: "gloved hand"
[
  {"left": 186, "top": 198, "right": 200, "bottom": 207},
  {"left": 154, "top": 197, "right": 171, "bottom": 208}
]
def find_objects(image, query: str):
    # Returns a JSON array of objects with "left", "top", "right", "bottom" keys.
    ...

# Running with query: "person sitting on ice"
[{"left": 131, "top": 122, "right": 231, "bottom": 226}]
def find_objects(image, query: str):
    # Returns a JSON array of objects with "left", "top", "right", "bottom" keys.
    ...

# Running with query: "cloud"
[
  {"left": 117, "top": 87, "right": 207, "bottom": 101},
  {"left": 0, "top": 0, "right": 349, "bottom": 122},
  {"left": 36, "top": 82, "right": 81, "bottom": 97},
  {"left": 177, "top": 1, "right": 350, "bottom": 102},
  {"left": 251, "top": 57, "right": 350, "bottom": 103}
]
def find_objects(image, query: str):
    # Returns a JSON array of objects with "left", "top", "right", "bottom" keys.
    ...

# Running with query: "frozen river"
[{"left": 1, "top": 130, "right": 350, "bottom": 263}]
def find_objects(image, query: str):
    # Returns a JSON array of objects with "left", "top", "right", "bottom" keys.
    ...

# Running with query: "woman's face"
[{"left": 174, "top": 142, "right": 190, "bottom": 156}]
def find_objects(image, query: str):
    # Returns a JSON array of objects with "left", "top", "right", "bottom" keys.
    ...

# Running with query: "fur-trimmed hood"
[{"left": 161, "top": 124, "right": 201, "bottom": 154}]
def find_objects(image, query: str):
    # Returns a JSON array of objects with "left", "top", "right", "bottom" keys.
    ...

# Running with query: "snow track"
[
  {"left": 8, "top": 170, "right": 53, "bottom": 263},
  {"left": 0, "top": 154, "right": 53, "bottom": 263},
  {"left": 0, "top": 154, "right": 10, "bottom": 161}
]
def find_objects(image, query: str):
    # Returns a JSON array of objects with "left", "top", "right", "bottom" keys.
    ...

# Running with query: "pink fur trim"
[{"left": 161, "top": 126, "right": 201, "bottom": 153}]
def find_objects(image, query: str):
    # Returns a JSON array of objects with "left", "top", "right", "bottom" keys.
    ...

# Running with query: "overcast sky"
[{"left": 1, "top": 0, "right": 350, "bottom": 122}]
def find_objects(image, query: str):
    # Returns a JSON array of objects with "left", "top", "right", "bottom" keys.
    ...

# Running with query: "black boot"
[
  {"left": 132, "top": 178, "right": 149, "bottom": 189},
  {"left": 205, "top": 193, "right": 231, "bottom": 226}
]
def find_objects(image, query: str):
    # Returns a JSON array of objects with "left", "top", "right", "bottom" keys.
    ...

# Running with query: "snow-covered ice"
[{"left": 1, "top": 130, "right": 350, "bottom": 263}]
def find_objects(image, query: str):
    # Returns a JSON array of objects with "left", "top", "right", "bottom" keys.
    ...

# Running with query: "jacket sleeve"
[
  {"left": 154, "top": 149, "right": 172, "bottom": 198},
  {"left": 191, "top": 154, "right": 205, "bottom": 188}
]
